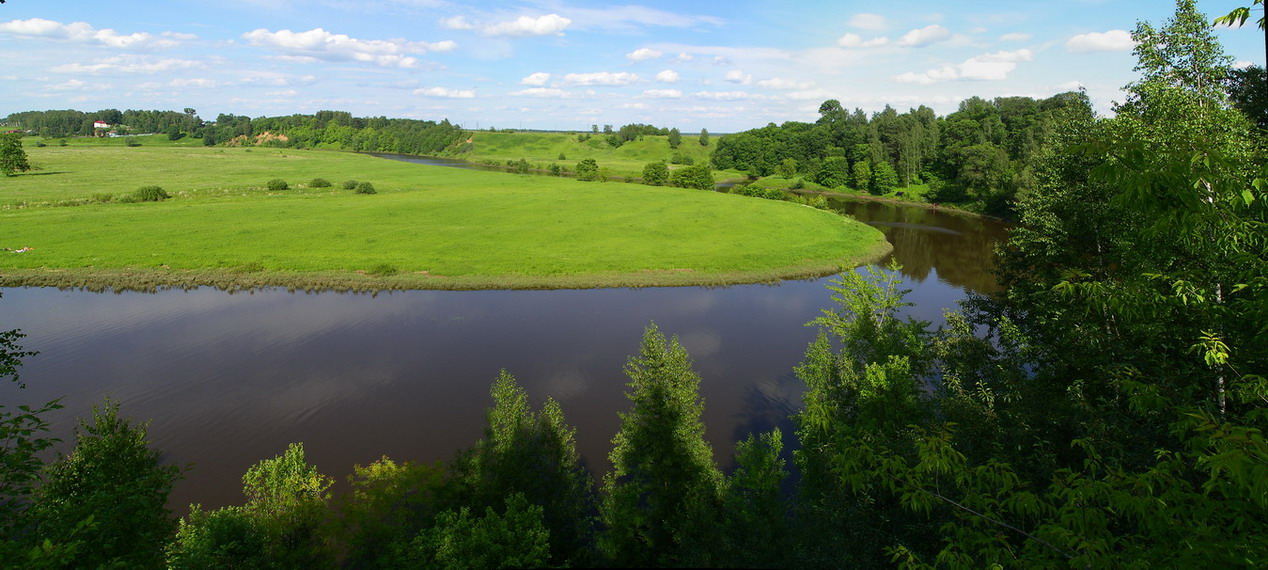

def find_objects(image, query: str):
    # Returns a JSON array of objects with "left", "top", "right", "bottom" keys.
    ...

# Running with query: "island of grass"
[{"left": 0, "top": 139, "right": 891, "bottom": 291}]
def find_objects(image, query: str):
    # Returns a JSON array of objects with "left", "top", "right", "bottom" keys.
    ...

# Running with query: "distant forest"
[
  {"left": 6, "top": 60, "right": 1261, "bottom": 220},
  {"left": 1, "top": 109, "right": 468, "bottom": 158}
]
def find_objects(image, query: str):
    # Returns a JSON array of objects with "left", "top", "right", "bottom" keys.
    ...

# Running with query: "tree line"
[{"left": 2, "top": 1, "right": 1266, "bottom": 567}]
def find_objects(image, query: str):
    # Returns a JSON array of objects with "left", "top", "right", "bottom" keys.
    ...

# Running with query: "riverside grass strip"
[{"left": 1, "top": 143, "right": 890, "bottom": 292}]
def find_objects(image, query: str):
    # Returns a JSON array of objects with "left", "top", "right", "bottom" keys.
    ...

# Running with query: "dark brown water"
[{"left": 0, "top": 200, "right": 1006, "bottom": 512}]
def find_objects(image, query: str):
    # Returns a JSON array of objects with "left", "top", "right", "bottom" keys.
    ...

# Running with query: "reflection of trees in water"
[{"left": 835, "top": 200, "right": 1007, "bottom": 294}]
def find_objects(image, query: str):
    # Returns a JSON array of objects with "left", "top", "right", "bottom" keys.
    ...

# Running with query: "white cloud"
[
  {"left": 849, "top": 13, "right": 888, "bottom": 31},
  {"left": 676, "top": 52, "right": 694, "bottom": 62},
  {"left": 837, "top": 33, "right": 889, "bottom": 48},
  {"left": 520, "top": 72, "right": 551, "bottom": 86},
  {"left": 627, "top": 47, "right": 663, "bottom": 61},
  {"left": 896, "top": 24, "right": 951, "bottom": 47},
  {"left": 756, "top": 77, "right": 815, "bottom": 90},
  {"left": 1000, "top": 32, "right": 1031, "bottom": 42},
  {"left": 560, "top": 71, "right": 640, "bottom": 86},
  {"left": 693, "top": 90, "right": 752, "bottom": 100},
  {"left": 724, "top": 70, "right": 752, "bottom": 85},
  {"left": 1234, "top": 60, "right": 1254, "bottom": 69},
  {"left": 169, "top": 78, "right": 218, "bottom": 88},
  {"left": 49, "top": 79, "right": 90, "bottom": 91},
  {"left": 642, "top": 89, "right": 682, "bottom": 98},
  {"left": 895, "top": 49, "right": 1033, "bottom": 84},
  {"left": 51, "top": 55, "right": 205, "bottom": 74},
  {"left": 440, "top": 16, "right": 476, "bottom": 30},
  {"left": 561, "top": 5, "right": 723, "bottom": 32},
  {"left": 1065, "top": 29, "right": 1134, "bottom": 52},
  {"left": 1055, "top": 80, "right": 1085, "bottom": 91},
  {"left": 0, "top": 18, "right": 191, "bottom": 50},
  {"left": 482, "top": 14, "right": 571, "bottom": 37},
  {"left": 655, "top": 69, "right": 680, "bottom": 83},
  {"left": 510, "top": 87, "right": 570, "bottom": 98},
  {"left": 242, "top": 28, "right": 455, "bottom": 68},
  {"left": 414, "top": 86, "right": 475, "bottom": 98}
]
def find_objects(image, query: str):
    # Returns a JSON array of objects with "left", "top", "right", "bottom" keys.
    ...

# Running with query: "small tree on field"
[
  {"left": 267, "top": 179, "right": 288, "bottom": 191},
  {"left": 699, "top": 128, "right": 710, "bottom": 146},
  {"left": 575, "top": 158, "right": 601, "bottom": 181},
  {"left": 0, "top": 134, "right": 31, "bottom": 176},
  {"left": 356, "top": 182, "right": 377, "bottom": 194},
  {"left": 642, "top": 161, "right": 670, "bottom": 186},
  {"left": 670, "top": 164, "right": 715, "bottom": 190},
  {"left": 668, "top": 128, "right": 682, "bottom": 149}
]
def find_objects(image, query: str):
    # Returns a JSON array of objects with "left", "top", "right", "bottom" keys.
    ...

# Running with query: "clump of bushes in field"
[
  {"left": 267, "top": 179, "right": 289, "bottom": 191},
  {"left": 309, "top": 178, "right": 332, "bottom": 188},
  {"left": 355, "top": 182, "right": 376, "bottom": 195},
  {"left": 366, "top": 263, "right": 398, "bottom": 276},
  {"left": 91, "top": 193, "right": 114, "bottom": 203},
  {"left": 133, "top": 186, "right": 171, "bottom": 202},
  {"left": 342, "top": 180, "right": 358, "bottom": 190}
]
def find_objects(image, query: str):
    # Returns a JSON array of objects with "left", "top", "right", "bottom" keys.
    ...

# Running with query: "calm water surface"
[{"left": 1, "top": 199, "right": 1006, "bottom": 511}]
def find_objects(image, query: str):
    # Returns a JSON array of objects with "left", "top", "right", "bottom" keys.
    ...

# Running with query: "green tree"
[
  {"left": 337, "top": 456, "right": 449, "bottom": 568},
  {"left": 600, "top": 324, "right": 725, "bottom": 567},
  {"left": 392, "top": 493, "right": 550, "bottom": 569},
  {"left": 169, "top": 443, "right": 335, "bottom": 568},
  {"left": 452, "top": 370, "right": 595, "bottom": 566},
  {"left": 1226, "top": 65, "right": 1268, "bottom": 127},
  {"left": 849, "top": 158, "right": 872, "bottom": 190},
  {"left": 667, "top": 128, "right": 682, "bottom": 149},
  {"left": 575, "top": 158, "right": 600, "bottom": 181},
  {"left": 642, "top": 161, "right": 670, "bottom": 186},
  {"left": 720, "top": 429, "right": 790, "bottom": 568},
  {"left": 0, "top": 133, "right": 31, "bottom": 176},
  {"left": 0, "top": 318, "right": 69, "bottom": 565},
  {"left": 815, "top": 156, "right": 849, "bottom": 189},
  {"left": 669, "top": 163, "right": 715, "bottom": 190},
  {"left": 33, "top": 399, "right": 181, "bottom": 569},
  {"left": 777, "top": 157, "right": 799, "bottom": 178},
  {"left": 869, "top": 160, "right": 899, "bottom": 195},
  {"left": 699, "top": 128, "right": 710, "bottom": 146},
  {"left": 792, "top": 265, "right": 933, "bottom": 566}
]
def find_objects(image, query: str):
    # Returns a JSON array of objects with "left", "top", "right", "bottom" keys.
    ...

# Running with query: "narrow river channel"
[{"left": 1, "top": 175, "right": 1007, "bottom": 512}]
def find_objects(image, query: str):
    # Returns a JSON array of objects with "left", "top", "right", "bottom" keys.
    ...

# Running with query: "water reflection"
[{"left": 0, "top": 203, "right": 1006, "bottom": 512}]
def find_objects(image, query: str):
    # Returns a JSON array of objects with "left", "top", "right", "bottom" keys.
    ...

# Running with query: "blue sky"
[{"left": 0, "top": 1, "right": 1262, "bottom": 132}]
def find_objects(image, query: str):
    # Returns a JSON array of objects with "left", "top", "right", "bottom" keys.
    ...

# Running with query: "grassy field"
[
  {"left": 452, "top": 131, "right": 736, "bottom": 181},
  {"left": 1, "top": 141, "right": 890, "bottom": 291}
]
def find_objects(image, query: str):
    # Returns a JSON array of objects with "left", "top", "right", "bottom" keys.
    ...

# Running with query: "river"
[{"left": 0, "top": 183, "right": 1007, "bottom": 512}]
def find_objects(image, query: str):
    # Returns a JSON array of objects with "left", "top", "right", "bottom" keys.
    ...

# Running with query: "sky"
[{"left": 0, "top": 0, "right": 1263, "bottom": 133}]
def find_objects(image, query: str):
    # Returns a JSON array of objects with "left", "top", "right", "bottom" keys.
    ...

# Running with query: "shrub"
[
  {"left": 91, "top": 193, "right": 114, "bottom": 203},
  {"left": 266, "top": 179, "right": 288, "bottom": 191},
  {"left": 342, "top": 180, "right": 358, "bottom": 190},
  {"left": 116, "top": 195, "right": 139, "bottom": 204},
  {"left": 309, "top": 178, "right": 332, "bottom": 188},
  {"left": 557, "top": 152, "right": 566, "bottom": 160},
  {"left": 356, "top": 182, "right": 377, "bottom": 195},
  {"left": 133, "top": 186, "right": 171, "bottom": 202},
  {"left": 124, "top": 137, "right": 141, "bottom": 147},
  {"left": 367, "top": 263, "right": 397, "bottom": 276},
  {"left": 642, "top": 161, "right": 670, "bottom": 186}
]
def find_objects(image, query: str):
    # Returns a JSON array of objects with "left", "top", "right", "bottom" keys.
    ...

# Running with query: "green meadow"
[
  {"left": 1, "top": 139, "right": 890, "bottom": 291},
  {"left": 455, "top": 131, "right": 732, "bottom": 181}
]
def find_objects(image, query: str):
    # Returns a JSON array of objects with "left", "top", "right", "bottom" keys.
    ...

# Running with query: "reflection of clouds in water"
[
  {"left": 678, "top": 329, "right": 722, "bottom": 358},
  {"left": 545, "top": 366, "right": 590, "bottom": 402}
]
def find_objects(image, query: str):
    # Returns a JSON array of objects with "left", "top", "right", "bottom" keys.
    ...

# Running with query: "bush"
[
  {"left": 133, "top": 186, "right": 170, "bottom": 202},
  {"left": 366, "top": 263, "right": 397, "bottom": 276},
  {"left": 266, "top": 179, "right": 288, "bottom": 191},
  {"left": 124, "top": 137, "right": 141, "bottom": 147},
  {"left": 356, "top": 182, "right": 377, "bottom": 195},
  {"left": 342, "top": 180, "right": 358, "bottom": 190},
  {"left": 91, "top": 193, "right": 114, "bottom": 203},
  {"left": 309, "top": 178, "right": 332, "bottom": 188}
]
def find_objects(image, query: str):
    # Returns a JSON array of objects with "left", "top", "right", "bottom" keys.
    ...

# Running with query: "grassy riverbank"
[{"left": 1, "top": 142, "right": 890, "bottom": 291}]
